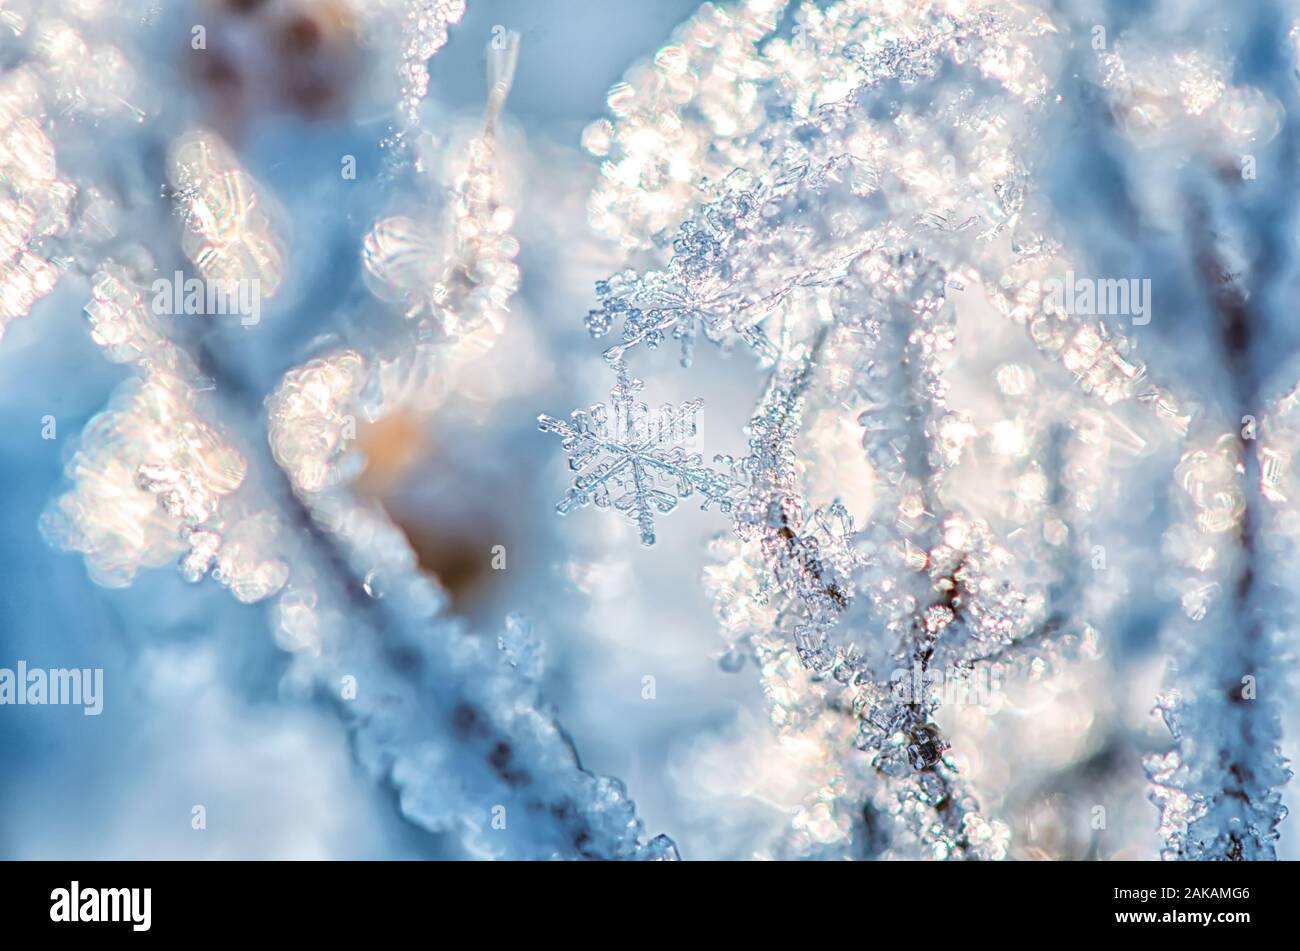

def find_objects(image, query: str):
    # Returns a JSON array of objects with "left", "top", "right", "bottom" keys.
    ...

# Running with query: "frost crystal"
[{"left": 539, "top": 364, "right": 734, "bottom": 546}]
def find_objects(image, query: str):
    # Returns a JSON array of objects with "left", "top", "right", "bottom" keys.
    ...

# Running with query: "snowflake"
[{"left": 538, "top": 366, "right": 734, "bottom": 545}]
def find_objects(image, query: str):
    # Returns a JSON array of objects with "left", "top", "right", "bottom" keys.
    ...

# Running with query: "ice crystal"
[
  {"left": 539, "top": 364, "right": 734, "bottom": 546},
  {"left": 167, "top": 131, "right": 285, "bottom": 297},
  {"left": 267, "top": 350, "right": 368, "bottom": 495},
  {"left": 357, "top": 0, "right": 467, "bottom": 155},
  {"left": 0, "top": 65, "right": 71, "bottom": 342}
]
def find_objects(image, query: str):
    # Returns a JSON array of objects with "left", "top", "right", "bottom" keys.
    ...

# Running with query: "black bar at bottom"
[{"left": 0, "top": 859, "right": 1282, "bottom": 937}]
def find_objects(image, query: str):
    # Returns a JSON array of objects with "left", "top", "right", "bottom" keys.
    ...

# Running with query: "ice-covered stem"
[
  {"left": 362, "top": 32, "right": 521, "bottom": 342},
  {"left": 380, "top": 0, "right": 468, "bottom": 154},
  {"left": 484, "top": 29, "right": 520, "bottom": 131},
  {"left": 1147, "top": 213, "right": 1292, "bottom": 861},
  {"left": 184, "top": 349, "right": 670, "bottom": 860},
  {"left": 725, "top": 299, "right": 1006, "bottom": 858},
  {"left": 729, "top": 323, "right": 852, "bottom": 638},
  {"left": 1093, "top": 0, "right": 1300, "bottom": 860},
  {"left": 427, "top": 35, "right": 521, "bottom": 339}
]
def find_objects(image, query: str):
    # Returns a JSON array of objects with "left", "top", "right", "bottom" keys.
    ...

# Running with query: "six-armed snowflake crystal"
[{"left": 538, "top": 365, "right": 734, "bottom": 546}]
